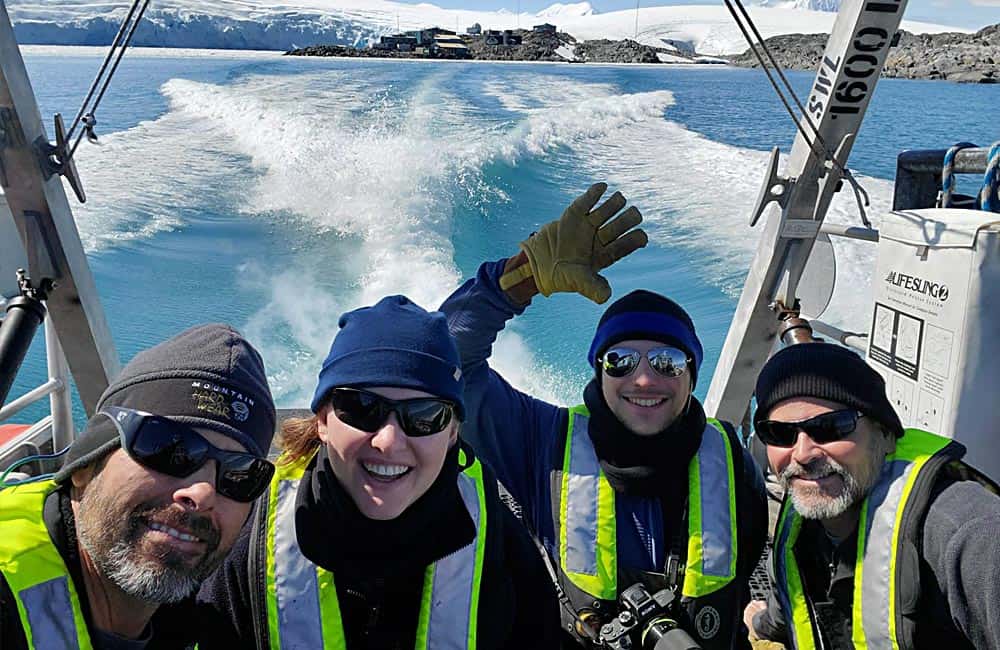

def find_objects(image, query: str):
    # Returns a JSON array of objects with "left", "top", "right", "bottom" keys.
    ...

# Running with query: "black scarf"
[
  {"left": 583, "top": 378, "right": 705, "bottom": 499},
  {"left": 294, "top": 443, "right": 476, "bottom": 580}
]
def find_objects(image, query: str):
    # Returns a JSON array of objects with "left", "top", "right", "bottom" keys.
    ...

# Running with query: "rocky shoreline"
[
  {"left": 729, "top": 24, "right": 999, "bottom": 83},
  {"left": 286, "top": 29, "right": 722, "bottom": 65}
]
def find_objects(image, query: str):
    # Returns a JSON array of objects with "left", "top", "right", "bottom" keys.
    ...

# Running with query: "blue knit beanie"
[
  {"left": 310, "top": 295, "right": 465, "bottom": 419},
  {"left": 587, "top": 289, "right": 704, "bottom": 386}
]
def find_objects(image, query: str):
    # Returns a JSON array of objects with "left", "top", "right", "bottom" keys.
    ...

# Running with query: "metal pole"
[
  {"left": 0, "top": 378, "right": 60, "bottom": 421},
  {"left": 0, "top": 288, "right": 46, "bottom": 407},
  {"left": 809, "top": 318, "right": 868, "bottom": 352},
  {"left": 705, "top": 0, "right": 911, "bottom": 423},
  {"left": 44, "top": 316, "right": 74, "bottom": 451},
  {"left": 819, "top": 222, "right": 878, "bottom": 242},
  {"left": 0, "top": 1, "right": 120, "bottom": 413}
]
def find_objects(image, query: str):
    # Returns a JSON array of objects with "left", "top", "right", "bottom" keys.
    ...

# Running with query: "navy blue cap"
[
  {"left": 311, "top": 295, "right": 466, "bottom": 419},
  {"left": 588, "top": 290, "right": 704, "bottom": 386}
]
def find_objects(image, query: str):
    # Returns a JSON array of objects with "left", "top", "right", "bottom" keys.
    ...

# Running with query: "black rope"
[
  {"left": 66, "top": 0, "right": 152, "bottom": 159},
  {"left": 65, "top": 0, "right": 143, "bottom": 142},
  {"left": 723, "top": 0, "right": 872, "bottom": 226}
]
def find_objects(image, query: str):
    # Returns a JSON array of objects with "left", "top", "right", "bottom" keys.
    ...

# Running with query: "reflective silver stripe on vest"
[
  {"left": 273, "top": 478, "right": 324, "bottom": 648},
  {"left": 564, "top": 411, "right": 601, "bottom": 577},
  {"left": 20, "top": 575, "right": 80, "bottom": 650},
  {"left": 772, "top": 506, "right": 802, "bottom": 649},
  {"left": 698, "top": 422, "right": 733, "bottom": 578},
  {"left": 859, "top": 458, "right": 911, "bottom": 648},
  {"left": 425, "top": 472, "right": 481, "bottom": 649}
]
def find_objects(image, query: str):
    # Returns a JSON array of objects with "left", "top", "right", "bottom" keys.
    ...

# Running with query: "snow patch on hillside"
[{"left": 537, "top": 2, "right": 597, "bottom": 19}]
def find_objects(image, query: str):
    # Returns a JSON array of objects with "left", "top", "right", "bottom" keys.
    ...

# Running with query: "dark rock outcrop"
[
  {"left": 574, "top": 38, "right": 665, "bottom": 63},
  {"left": 286, "top": 31, "right": 709, "bottom": 64},
  {"left": 286, "top": 44, "right": 393, "bottom": 57},
  {"left": 729, "top": 24, "right": 1000, "bottom": 83},
  {"left": 461, "top": 29, "right": 576, "bottom": 61}
]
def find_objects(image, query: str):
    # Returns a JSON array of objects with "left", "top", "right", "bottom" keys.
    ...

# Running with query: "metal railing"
[{"left": 0, "top": 314, "right": 76, "bottom": 468}]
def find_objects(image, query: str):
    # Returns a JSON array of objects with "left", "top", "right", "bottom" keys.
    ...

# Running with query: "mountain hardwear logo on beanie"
[
  {"left": 56, "top": 323, "right": 276, "bottom": 482},
  {"left": 588, "top": 289, "right": 704, "bottom": 386},
  {"left": 311, "top": 295, "right": 466, "bottom": 418}
]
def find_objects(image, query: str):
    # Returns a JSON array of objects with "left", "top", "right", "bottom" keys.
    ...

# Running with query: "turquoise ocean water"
[{"left": 7, "top": 49, "right": 999, "bottom": 426}]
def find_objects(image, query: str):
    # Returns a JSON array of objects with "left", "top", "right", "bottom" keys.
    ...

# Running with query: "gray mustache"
[{"left": 780, "top": 458, "right": 846, "bottom": 482}]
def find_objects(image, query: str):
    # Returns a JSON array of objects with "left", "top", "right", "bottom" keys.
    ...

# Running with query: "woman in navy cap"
[{"left": 194, "top": 295, "right": 559, "bottom": 649}]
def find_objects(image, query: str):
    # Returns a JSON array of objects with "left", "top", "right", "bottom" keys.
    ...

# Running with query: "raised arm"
[
  {"left": 441, "top": 182, "right": 648, "bottom": 525},
  {"left": 440, "top": 257, "right": 562, "bottom": 524}
]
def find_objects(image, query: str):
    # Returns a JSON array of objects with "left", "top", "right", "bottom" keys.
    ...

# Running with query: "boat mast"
[
  {"left": 0, "top": 0, "right": 120, "bottom": 414},
  {"left": 705, "top": 0, "right": 908, "bottom": 426}
]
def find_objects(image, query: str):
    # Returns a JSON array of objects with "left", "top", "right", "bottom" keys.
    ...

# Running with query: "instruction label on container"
[{"left": 868, "top": 246, "right": 970, "bottom": 433}]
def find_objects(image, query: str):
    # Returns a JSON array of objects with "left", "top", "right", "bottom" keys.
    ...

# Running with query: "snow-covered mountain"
[
  {"left": 536, "top": 2, "right": 597, "bottom": 20},
  {"left": 6, "top": 0, "right": 965, "bottom": 55},
  {"left": 756, "top": 0, "right": 841, "bottom": 12}
]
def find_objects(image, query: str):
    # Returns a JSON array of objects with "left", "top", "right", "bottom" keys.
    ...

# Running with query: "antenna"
[
  {"left": 517, "top": 0, "right": 520, "bottom": 28},
  {"left": 396, "top": 12, "right": 399, "bottom": 33},
  {"left": 634, "top": 0, "right": 640, "bottom": 40}
]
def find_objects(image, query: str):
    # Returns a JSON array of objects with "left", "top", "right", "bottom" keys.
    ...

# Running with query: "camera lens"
[{"left": 648, "top": 625, "right": 701, "bottom": 650}]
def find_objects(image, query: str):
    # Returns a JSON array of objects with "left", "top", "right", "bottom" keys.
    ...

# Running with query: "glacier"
[{"left": 6, "top": 0, "right": 966, "bottom": 55}]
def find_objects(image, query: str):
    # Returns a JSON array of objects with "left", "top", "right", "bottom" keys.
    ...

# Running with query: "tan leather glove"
[{"left": 511, "top": 182, "right": 648, "bottom": 304}]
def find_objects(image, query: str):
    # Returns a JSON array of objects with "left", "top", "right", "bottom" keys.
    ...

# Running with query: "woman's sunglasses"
[
  {"left": 100, "top": 406, "right": 275, "bottom": 503},
  {"left": 328, "top": 387, "right": 457, "bottom": 437},
  {"left": 755, "top": 409, "right": 865, "bottom": 448},
  {"left": 599, "top": 345, "right": 690, "bottom": 379}
]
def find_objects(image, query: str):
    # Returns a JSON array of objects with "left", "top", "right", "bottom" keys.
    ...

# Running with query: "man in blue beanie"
[{"left": 439, "top": 183, "right": 767, "bottom": 649}]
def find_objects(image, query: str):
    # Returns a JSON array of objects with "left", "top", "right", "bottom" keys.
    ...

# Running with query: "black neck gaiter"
[
  {"left": 294, "top": 443, "right": 476, "bottom": 580},
  {"left": 583, "top": 379, "right": 705, "bottom": 498}
]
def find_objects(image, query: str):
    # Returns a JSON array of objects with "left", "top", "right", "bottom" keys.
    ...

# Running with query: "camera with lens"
[{"left": 597, "top": 583, "right": 700, "bottom": 650}]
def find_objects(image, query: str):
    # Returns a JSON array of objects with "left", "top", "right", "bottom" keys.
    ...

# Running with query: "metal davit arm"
[
  {"left": 705, "top": 0, "right": 909, "bottom": 425},
  {"left": 0, "top": 0, "right": 119, "bottom": 414}
]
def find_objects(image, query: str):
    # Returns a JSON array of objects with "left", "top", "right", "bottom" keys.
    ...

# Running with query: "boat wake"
[{"left": 72, "top": 67, "right": 891, "bottom": 406}]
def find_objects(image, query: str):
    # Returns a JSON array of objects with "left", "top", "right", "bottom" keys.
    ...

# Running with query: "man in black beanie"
[
  {"left": 745, "top": 342, "right": 1000, "bottom": 650},
  {"left": 0, "top": 324, "right": 276, "bottom": 650},
  {"left": 440, "top": 183, "right": 767, "bottom": 648}
]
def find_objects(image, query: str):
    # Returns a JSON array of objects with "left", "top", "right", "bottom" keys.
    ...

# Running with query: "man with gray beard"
[
  {"left": 0, "top": 324, "right": 276, "bottom": 650},
  {"left": 743, "top": 342, "right": 1000, "bottom": 650}
]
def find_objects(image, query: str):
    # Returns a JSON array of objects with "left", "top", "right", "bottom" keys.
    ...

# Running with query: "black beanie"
[
  {"left": 753, "top": 343, "right": 904, "bottom": 438},
  {"left": 55, "top": 323, "right": 276, "bottom": 483},
  {"left": 587, "top": 290, "right": 704, "bottom": 386}
]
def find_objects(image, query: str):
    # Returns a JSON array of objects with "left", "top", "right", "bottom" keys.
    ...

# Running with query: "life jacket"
[
  {"left": 250, "top": 447, "right": 490, "bottom": 650},
  {"left": 773, "top": 428, "right": 999, "bottom": 650},
  {"left": 551, "top": 405, "right": 740, "bottom": 646},
  {"left": 0, "top": 480, "right": 93, "bottom": 650}
]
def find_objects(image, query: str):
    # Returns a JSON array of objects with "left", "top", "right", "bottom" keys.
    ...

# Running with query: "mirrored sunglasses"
[{"left": 599, "top": 345, "right": 690, "bottom": 379}]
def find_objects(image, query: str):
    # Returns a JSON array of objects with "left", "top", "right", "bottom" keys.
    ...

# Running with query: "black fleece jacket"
[
  {"left": 752, "top": 477, "right": 1000, "bottom": 649},
  {"left": 193, "top": 443, "right": 560, "bottom": 649}
]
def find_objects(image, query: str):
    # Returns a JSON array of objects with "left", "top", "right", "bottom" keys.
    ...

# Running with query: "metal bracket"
[
  {"left": 31, "top": 113, "right": 86, "bottom": 203},
  {"left": 811, "top": 133, "right": 854, "bottom": 222},
  {"left": 749, "top": 146, "right": 792, "bottom": 227}
]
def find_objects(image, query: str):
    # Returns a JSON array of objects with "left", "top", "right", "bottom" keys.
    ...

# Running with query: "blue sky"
[{"left": 396, "top": 0, "right": 999, "bottom": 30}]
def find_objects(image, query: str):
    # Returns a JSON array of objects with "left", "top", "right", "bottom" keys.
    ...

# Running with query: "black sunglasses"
[
  {"left": 755, "top": 409, "right": 865, "bottom": 448},
  {"left": 599, "top": 345, "right": 690, "bottom": 379},
  {"left": 100, "top": 406, "right": 275, "bottom": 503},
  {"left": 328, "top": 387, "right": 457, "bottom": 437}
]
